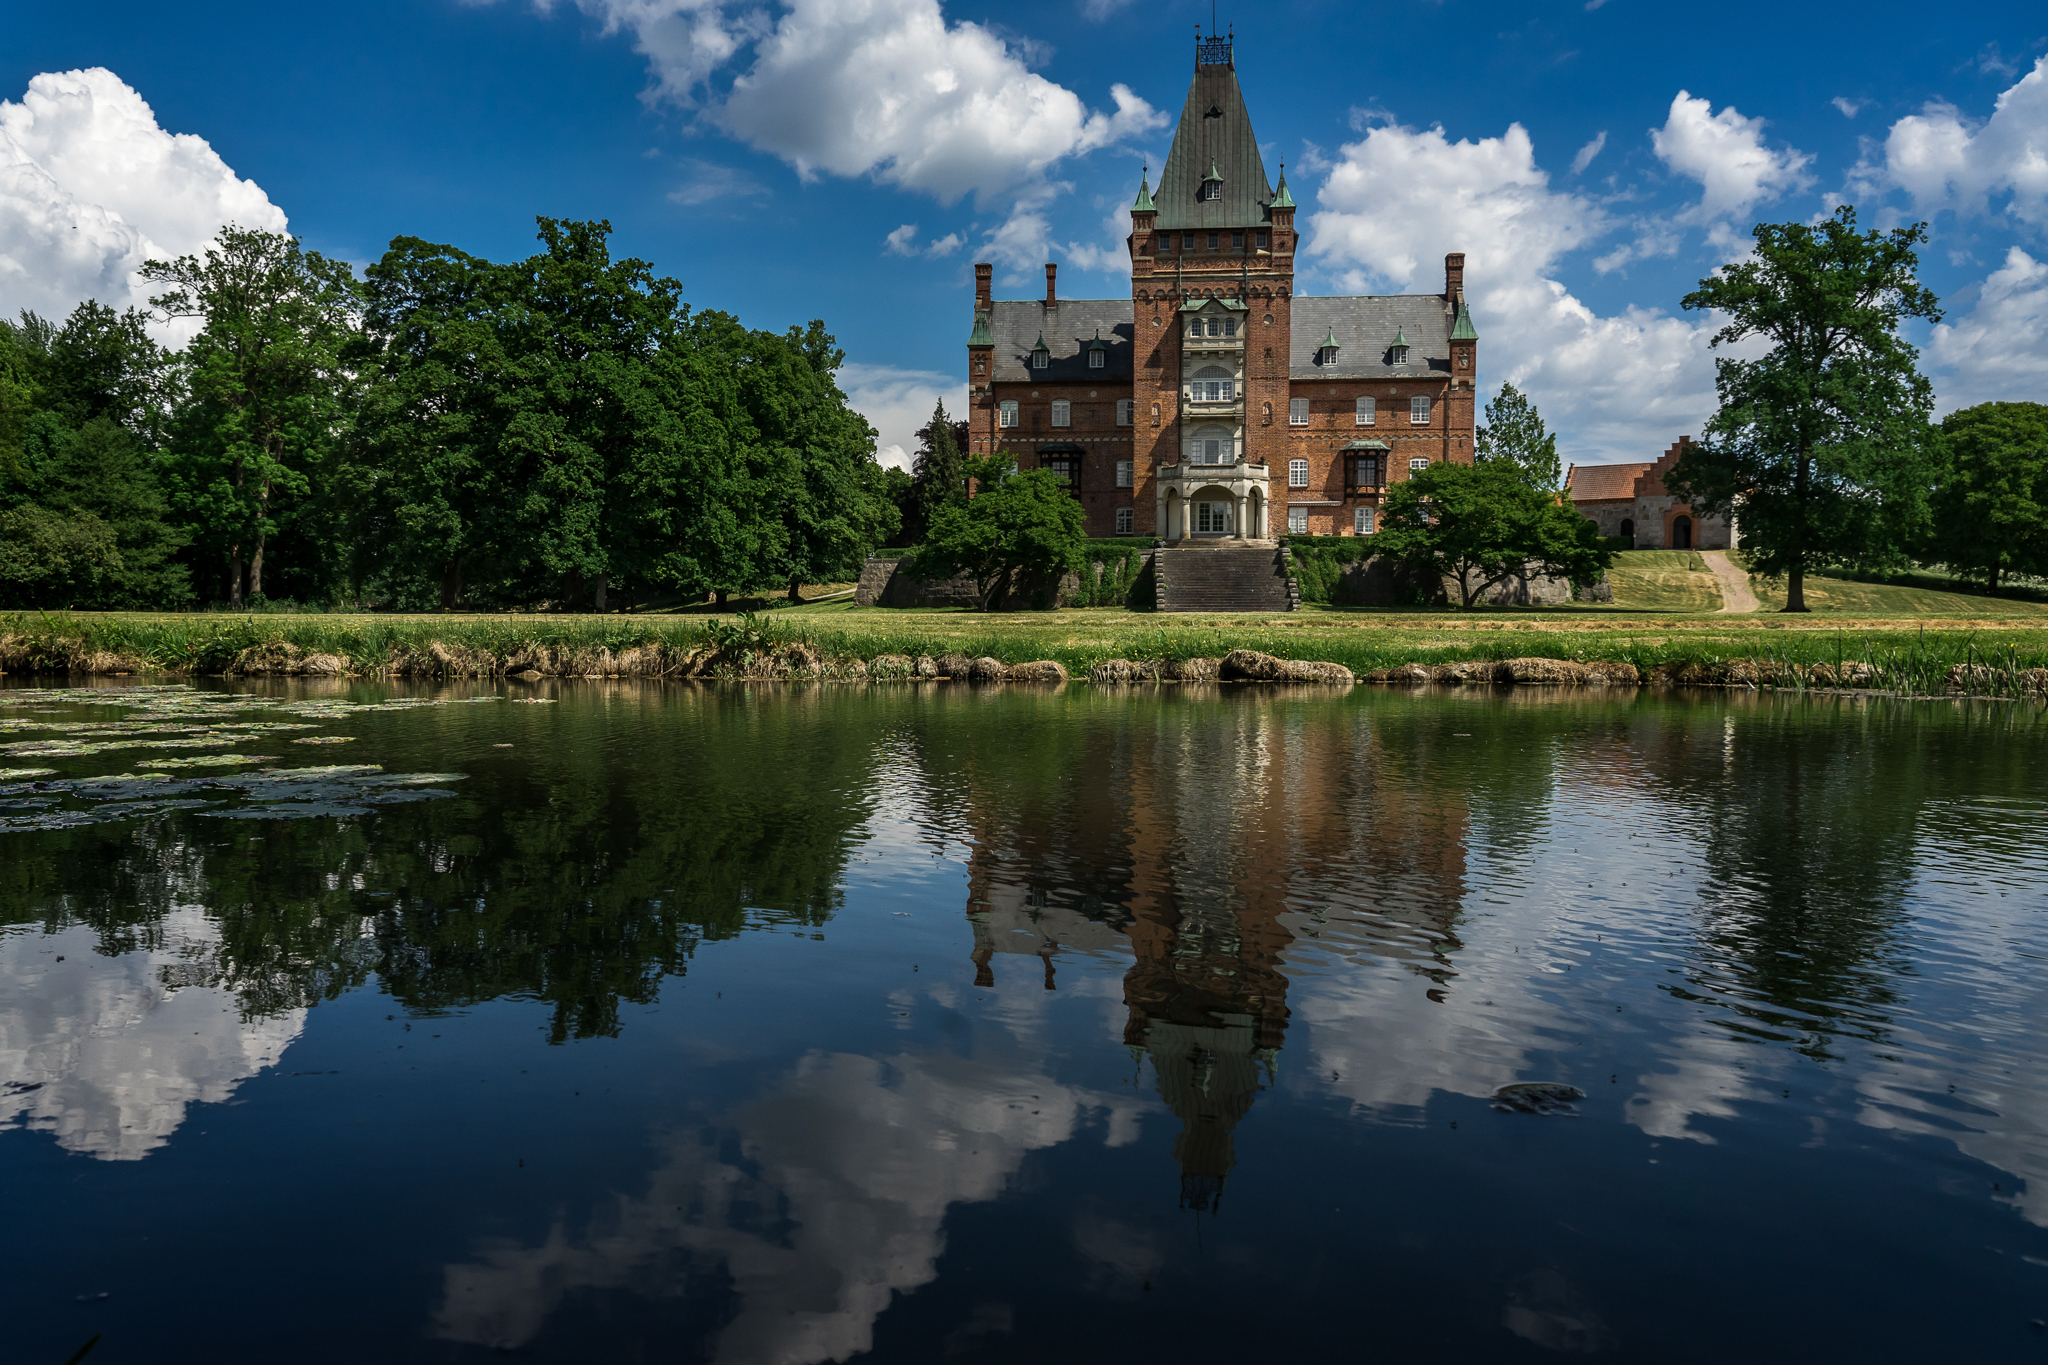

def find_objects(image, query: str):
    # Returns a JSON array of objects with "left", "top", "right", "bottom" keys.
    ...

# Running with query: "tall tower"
[{"left": 1131, "top": 29, "right": 1295, "bottom": 540}]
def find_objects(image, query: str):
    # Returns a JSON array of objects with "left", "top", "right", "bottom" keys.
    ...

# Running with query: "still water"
[{"left": 6, "top": 679, "right": 2048, "bottom": 1362}]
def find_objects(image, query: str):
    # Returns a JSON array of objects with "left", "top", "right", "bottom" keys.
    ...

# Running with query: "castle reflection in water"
[{"left": 957, "top": 685, "right": 1471, "bottom": 1210}]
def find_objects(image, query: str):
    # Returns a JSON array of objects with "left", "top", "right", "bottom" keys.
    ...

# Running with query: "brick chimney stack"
[
  {"left": 1045, "top": 263, "right": 1057, "bottom": 307},
  {"left": 1444, "top": 252, "right": 1466, "bottom": 301},
  {"left": 974, "top": 263, "right": 992, "bottom": 313}
]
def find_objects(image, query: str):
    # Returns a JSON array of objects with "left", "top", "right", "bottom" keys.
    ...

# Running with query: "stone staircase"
[{"left": 1153, "top": 541, "right": 1299, "bottom": 613}]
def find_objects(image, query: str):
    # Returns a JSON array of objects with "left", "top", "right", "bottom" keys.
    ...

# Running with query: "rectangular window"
[
  {"left": 1046, "top": 456, "right": 1080, "bottom": 491},
  {"left": 1050, "top": 400, "right": 1071, "bottom": 427},
  {"left": 1410, "top": 395, "right": 1431, "bottom": 425},
  {"left": 1288, "top": 505, "right": 1308, "bottom": 534},
  {"left": 1116, "top": 399, "right": 1133, "bottom": 426},
  {"left": 1289, "top": 458, "right": 1309, "bottom": 488},
  {"left": 1256, "top": 231, "right": 1269, "bottom": 249},
  {"left": 999, "top": 400, "right": 1018, "bottom": 428},
  {"left": 1197, "top": 501, "right": 1232, "bottom": 534},
  {"left": 1116, "top": 460, "right": 1132, "bottom": 487},
  {"left": 1232, "top": 231, "right": 1243, "bottom": 250},
  {"left": 1183, "top": 233, "right": 1195, "bottom": 250},
  {"left": 1207, "top": 232, "right": 1218, "bottom": 250},
  {"left": 1115, "top": 506, "right": 1134, "bottom": 535},
  {"left": 1355, "top": 396, "right": 1375, "bottom": 426},
  {"left": 1355, "top": 507, "right": 1376, "bottom": 535},
  {"left": 1088, "top": 350, "right": 1104, "bottom": 369},
  {"left": 1224, "top": 319, "right": 1237, "bottom": 337},
  {"left": 1289, "top": 397, "right": 1309, "bottom": 425},
  {"left": 1032, "top": 351, "right": 1048, "bottom": 370},
  {"left": 1410, "top": 456, "right": 1431, "bottom": 471}
]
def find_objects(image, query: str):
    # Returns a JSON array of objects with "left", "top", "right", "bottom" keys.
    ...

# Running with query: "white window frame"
[
  {"left": 1288, "top": 459, "right": 1309, "bottom": 488},
  {"left": 1356, "top": 397, "right": 1375, "bottom": 427},
  {"left": 1031, "top": 350, "right": 1049, "bottom": 370},
  {"left": 1410, "top": 456, "right": 1431, "bottom": 471},
  {"left": 1116, "top": 399, "right": 1133, "bottom": 426},
  {"left": 1410, "top": 395, "right": 1430, "bottom": 425},
  {"left": 1088, "top": 350, "right": 1104, "bottom": 369},
  {"left": 1115, "top": 460, "right": 1133, "bottom": 488},
  {"left": 1050, "top": 400, "right": 1071, "bottom": 428},
  {"left": 1288, "top": 397, "right": 1309, "bottom": 426},
  {"left": 1115, "top": 506, "right": 1134, "bottom": 535},
  {"left": 1288, "top": 505, "right": 1308, "bottom": 534},
  {"left": 1355, "top": 507, "right": 1375, "bottom": 535},
  {"left": 999, "top": 401, "right": 1018, "bottom": 428}
]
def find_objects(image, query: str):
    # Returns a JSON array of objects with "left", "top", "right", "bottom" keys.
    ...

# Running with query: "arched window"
[
  {"left": 1190, "top": 423, "right": 1233, "bottom": 464},
  {"left": 1673, "top": 515, "right": 1693, "bottom": 549},
  {"left": 1191, "top": 364, "right": 1234, "bottom": 403},
  {"left": 1261, "top": 401, "right": 1273, "bottom": 426}
]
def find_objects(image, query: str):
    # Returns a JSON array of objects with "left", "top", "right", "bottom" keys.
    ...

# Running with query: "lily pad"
[
  {"left": 136, "top": 754, "right": 280, "bottom": 769},
  {"left": 1492, "top": 1083, "right": 1587, "bottom": 1116},
  {"left": 290, "top": 735, "right": 357, "bottom": 745},
  {"left": 0, "top": 768, "right": 56, "bottom": 779}
]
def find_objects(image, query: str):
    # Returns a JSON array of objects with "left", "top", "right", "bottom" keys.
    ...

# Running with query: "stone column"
[{"left": 1233, "top": 492, "right": 1248, "bottom": 540}]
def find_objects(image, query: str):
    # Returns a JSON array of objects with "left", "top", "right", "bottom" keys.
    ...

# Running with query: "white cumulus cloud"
[
  {"left": 1928, "top": 246, "right": 2048, "bottom": 411},
  {"left": 839, "top": 361, "right": 967, "bottom": 471},
  {"left": 1305, "top": 118, "right": 1722, "bottom": 464},
  {"left": 1871, "top": 56, "right": 2048, "bottom": 227},
  {"left": 0, "top": 67, "right": 286, "bottom": 322},
  {"left": 1651, "top": 90, "right": 1815, "bottom": 226}
]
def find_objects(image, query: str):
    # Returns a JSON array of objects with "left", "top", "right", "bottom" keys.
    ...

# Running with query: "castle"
[{"left": 964, "top": 31, "right": 1478, "bottom": 542}]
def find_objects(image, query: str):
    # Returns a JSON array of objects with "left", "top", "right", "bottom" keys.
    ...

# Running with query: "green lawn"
[
  {"left": 1602, "top": 551, "right": 1724, "bottom": 612},
  {"left": 1746, "top": 572, "right": 2048, "bottom": 618}
]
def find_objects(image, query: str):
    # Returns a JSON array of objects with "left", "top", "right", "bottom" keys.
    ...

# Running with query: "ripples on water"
[{"left": 4, "top": 680, "right": 2048, "bottom": 1363}]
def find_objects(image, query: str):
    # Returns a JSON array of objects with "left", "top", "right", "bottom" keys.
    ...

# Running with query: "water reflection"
[{"left": 432, "top": 1049, "right": 1145, "bottom": 1362}]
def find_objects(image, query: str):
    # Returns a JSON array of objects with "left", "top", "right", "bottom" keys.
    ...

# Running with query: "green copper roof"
[
  {"left": 1449, "top": 300, "right": 1479, "bottom": 341},
  {"left": 1031, "top": 332, "right": 1050, "bottom": 353},
  {"left": 1178, "top": 297, "right": 1250, "bottom": 312},
  {"left": 1390, "top": 327, "right": 1409, "bottom": 349},
  {"left": 1132, "top": 167, "right": 1155, "bottom": 213},
  {"left": 1153, "top": 61, "right": 1275, "bottom": 229},
  {"left": 1086, "top": 330, "right": 1108, "bottom": 350},
  {"left": 967, "top": 311, "right": 993, "bottom": 346},
  {"left": 1270, "top": 166, "right": 1295, "bottom": 210},
  {"left": 1321, "top": 327, "right": 1340, "bottom": 350}
]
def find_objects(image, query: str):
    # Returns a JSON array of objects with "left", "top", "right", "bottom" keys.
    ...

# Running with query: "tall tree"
[
  {"left": 1666, "top": 206, "right": 1941, "bottom": 612},
  {"left": 145, "top": 226, "right": 362, "bottom": 606},
  {"left": 900, "top": 401, "right": 968, "bottom": 546},
  {"left": 1475, "top": 381, "right": 1561, "bottom": 490},
  {"left": 913, "top": 465, "right": 1084, "bottom": 611},
  {"left": 1373, "top": 461, "right": 1612, "bottom": 608},
  {"left": 1926, "top": 401, "right": 2048, "bottom": 595}
]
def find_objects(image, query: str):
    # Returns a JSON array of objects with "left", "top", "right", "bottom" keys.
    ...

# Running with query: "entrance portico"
[{"left": 1156, "top": 461, "right": 1270, "bottom": 542}]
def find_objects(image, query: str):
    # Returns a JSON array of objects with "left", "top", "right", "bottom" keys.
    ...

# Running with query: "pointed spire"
[
  {"left": 1032, "top": 332, "right": 1050, "bottom": 353},
  {"left": 1203, "top": 158, "right": 1223, "bottom": 184},
  {"left": 1087, "top": 329, "right": 1107, "bottom": 351},
  {"left": 1391, "top": 327, "right": 1409, "bottom": 349},
  {"left": 1322, "top": 327, "right": 1340, "bottom": 350},
  {"left": 1270, "top": 162, "right": 1295, "bottom": 210},
  {"left": 1450, "top": 299, "right": 1479, "bottom": 341},
  {"left": 1133, "top": 164, "right": 1155, "bottom": 213}
]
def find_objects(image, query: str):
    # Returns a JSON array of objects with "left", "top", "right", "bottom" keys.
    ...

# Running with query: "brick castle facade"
[{"left": 964, "top": 32, "right": 1478, "bottom": 541}]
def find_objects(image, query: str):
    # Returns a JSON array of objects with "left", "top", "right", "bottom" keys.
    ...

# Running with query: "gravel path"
[{"left": 1702, "top": 550, "right": 1760, "bottom": 613}]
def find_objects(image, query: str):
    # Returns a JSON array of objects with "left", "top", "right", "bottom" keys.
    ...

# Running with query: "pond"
[{"left": 5, "top": 679, "right": 2048, "bottom": 1363}]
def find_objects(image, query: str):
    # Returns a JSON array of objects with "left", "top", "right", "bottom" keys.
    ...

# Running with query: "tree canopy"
[
  {"left": 913, "top": 465, "right": 1084, "bottom": 611},
  {"left": 1665, "top": 205, "right": 1941, "bottom": 612},
  {"left": 1373, "top": 461, "right": 1612, "bottom": 608},
  {"left": 1475, "top": 381, "right": 1561, "bottom": 491},
  {"left": 1926, "top": 401, "right": 2048, "bottom": 595}
]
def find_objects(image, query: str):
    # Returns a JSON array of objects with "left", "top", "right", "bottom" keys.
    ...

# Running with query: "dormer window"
[
  {"left": 1203, "top": 182, "right": 1222, "bottom": 201},
  {"left": 1030, "top": 332, "right": 1051, "bottom": 370},
  {"left": 1388, "top": 327, "right": 1410, "bottom": 366},
  {"left": 1086, "top": 330, "right": 1108, "bottom": 369},
  {"left": 1088, "top": 349, "right": 1104, "bottom": 369},
  {"left": 1316, "top": 327, "right": 1340, "bottom": 366}
]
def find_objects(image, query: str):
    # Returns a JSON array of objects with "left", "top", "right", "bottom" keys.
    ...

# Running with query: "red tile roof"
[{"left": 1564, "top": 461, "right": 1654, "bottom": 502}]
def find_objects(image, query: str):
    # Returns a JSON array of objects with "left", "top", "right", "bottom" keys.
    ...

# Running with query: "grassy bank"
[{"left": 7, "top": 605, "right": 2048, "bottom": 697}]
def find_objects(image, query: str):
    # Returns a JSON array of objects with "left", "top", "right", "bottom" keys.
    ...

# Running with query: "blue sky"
[{"left": 6, "top": 0, "right": 2045, "bottom": 464}]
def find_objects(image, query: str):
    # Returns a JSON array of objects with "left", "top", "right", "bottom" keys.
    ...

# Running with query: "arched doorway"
[
  {"left": 1247, "top": 486, "right": 1266, "bottom": 540},
  {"left": 1190, "top": 484, "right": 1235, "bottom": 537},
  {"left": 1672, "top": 515, "right": 1693, "bottom": 549},
  {"left": 1619, "top": 517, "right": 1635, "bottom": 550}
]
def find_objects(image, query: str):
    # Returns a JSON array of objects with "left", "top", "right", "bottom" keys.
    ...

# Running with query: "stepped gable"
[
  {"left": 1152, "top": 36, "right": 1274, "bottom": 231},
  {"left": 1290, "top": 296, "right": 1456, "bottom": 380},
  {"left": 1632, "top": 437, "right": 1694, "bottom": 498},
  {"left": 983, "top": 299, "right": 1134, "bottom": 383},
  {"left": 1563, "top": 461, "right": 1655, "bottom": 503}
]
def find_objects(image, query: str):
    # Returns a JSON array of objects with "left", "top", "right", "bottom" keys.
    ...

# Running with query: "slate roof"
[
  {"left": 986, "top": 300, "right": 1136, "bottom": 383},
  {"left": 1289, "top": 296, "right": 1460, "bottom": 380},
  {"left": 1564, "top": 462, "right": 1654, "bottom": 502},
  {"left": 1153, "top": 54, "right": 1275, "bottom": 231}
]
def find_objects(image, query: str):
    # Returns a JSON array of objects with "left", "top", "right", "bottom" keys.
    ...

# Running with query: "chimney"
[
  {"left": 974, "top": 263, "right": 992, "bottom": 313},
  {"left": 1444, "top": 252, "right": 1466, "bottom": 302},
  {"left": 1045, "top": 263, "right": 1057, "bottom": 307}
]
